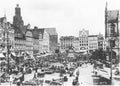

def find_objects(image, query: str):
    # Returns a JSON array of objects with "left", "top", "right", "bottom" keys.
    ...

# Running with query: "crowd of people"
[{"left": 0, "top": 52, "right": 92, "bottom": 86}]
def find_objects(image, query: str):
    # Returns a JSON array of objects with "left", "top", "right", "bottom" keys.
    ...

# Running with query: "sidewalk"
[
  {"left": 96, "top": 66, "right": 120, "bottom": 85},
  {"left": 76, "top": 64, "right": 94, "bottom": 85}
]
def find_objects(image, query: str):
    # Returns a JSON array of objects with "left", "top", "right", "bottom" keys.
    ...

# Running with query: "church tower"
[{"left": 13, "top": 4, "right": 24, "bottom": 27}]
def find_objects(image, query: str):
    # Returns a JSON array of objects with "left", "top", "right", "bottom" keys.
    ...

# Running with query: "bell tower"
[
  {"left": 15, "top": 4, "right": 21, "bottom": 16},
  {"left": 13, "top": 4, "right": 24, "bottom": 27}
]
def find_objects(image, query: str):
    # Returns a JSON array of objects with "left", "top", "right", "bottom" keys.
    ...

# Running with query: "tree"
[
  {"left": 55, "top": 49, "right": 59, "bottom": 53},
  {"left": 91, "top": 48, "right": 106, "bottom": 61}
]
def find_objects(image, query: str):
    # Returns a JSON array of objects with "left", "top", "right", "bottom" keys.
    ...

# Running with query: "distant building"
[
  {"left": 0, "top": 16, "right": 14, "bottom": 53},
  {"left": 25, "top": 24, "right": 33, "bottom": 56},
  {"left": 45, "top": 28, "right": 58, "bottom": 53},
  {"left": 39, "top": 29, "right": 45, "bottom": 54},
  {"left": 79, "top": 29, "right": 89, "bottom": 53},
  {"left": 32, "top": 26, "right": 39, "bottom": 55},
  {"left": 60, "top": 36, "right": 74, "bottom": 51},
  {"left": 98, "top": 33, "right": 104, "bottom": 49},
  {"left": 103, "top": 38, "right": 107, "bottom": 51},
  {"left": 60, "top": 29, "right": 106, "bottom": 54},
  {"left": 88, "top": 35, "right": 98, "bottom": 53},
  {"left": 73, "top": 37, "right": 79, "bottom": 52},
  {"left": 13, "top": 4, "right": 26, "bottom": 55},
  {"left": 39, "top": 28, "right": 58, "bottom": 54}
]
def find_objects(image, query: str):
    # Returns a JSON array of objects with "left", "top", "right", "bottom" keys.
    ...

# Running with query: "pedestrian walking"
[
  {"left": 10, "top": 74, "right": 13, "bottom": 86},
  {"left": 76, "top": 76, "right": 78, "bottom": 82},
  {"left": 20, "top": 73, "right": 24, "bottom": 85},
  {"left": 16, "top": 79, "right": 20, "bottom": 86},
  {"left": 23, "top": 66, "right": 26, "bottom": 73},
  {"left": 33, "top": 71, "right": 37, "bottom": 79},
  {"left": 76, "top": 70, "right": 79, "bottom": 77}
]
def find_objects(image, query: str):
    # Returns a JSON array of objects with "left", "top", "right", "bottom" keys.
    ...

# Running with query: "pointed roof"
[
  {"left": 0, "top": 17, "right": 5, "bottom": 23},
  {"left": 31, "top": 26, "right": 39, "bottom": 39},
  {"left": 88, "top": 35, "right": 98, "bottom": 37},
  {"left": 11, "top": 24, "right": 26, "bottom": 40},
  {"left": 38, "top": 28, "right": 44, "bottom": 39},
  {"left": 44, "top": 28, "right": 58, "bottom": 35}
]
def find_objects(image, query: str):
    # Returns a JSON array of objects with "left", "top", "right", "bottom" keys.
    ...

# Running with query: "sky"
[{"left": 0, "top": 0, "right": 120, "bottom": 38}]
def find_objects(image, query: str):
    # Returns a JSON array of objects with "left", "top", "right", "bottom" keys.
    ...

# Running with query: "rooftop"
[
  {"left": 44, "top": 28, "right": 58, "bottom": 35},
  {"left": 88, "top": 35, "right": 98, "bottom": 37}
]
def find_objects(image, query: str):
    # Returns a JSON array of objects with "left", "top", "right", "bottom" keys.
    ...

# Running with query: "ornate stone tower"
[
  {"left": 105, "top": 2, "right": 119, "bottom": 63},
  {"left": 13, "top": 4, "right": 24, "bottom": 27}
]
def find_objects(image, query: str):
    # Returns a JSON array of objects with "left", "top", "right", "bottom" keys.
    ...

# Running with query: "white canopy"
[
  {"left": 11, "top": 52, "right": 16, "bottom": 56},
  {"left": 50, "top": 63, "right": 64, "bottom": 67},
  {"left": 0, "top": 53, "right": 5, "bottom": 58},
  {"left": 67, "top": 53, "right": 75, "bottom": 58}
]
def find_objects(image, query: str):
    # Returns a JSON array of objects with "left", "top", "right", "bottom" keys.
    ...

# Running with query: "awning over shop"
[
  {"left": 40, "top": 53, "right": 50, "bottom": 57},
  {"left": 67, "top": 53, "right": 75, "bottom": 58},
  {"left": 96, "top": 61, "right": 103, "bottom": 65},
  {"left": 50, "top": 63, "right": 64, "bottom": 67},
  {"left": 11, "top": 52, "right": 16, "bottom": 56},
  {"left": 0, "top": 53, "right": 5, "bottom": 58}
]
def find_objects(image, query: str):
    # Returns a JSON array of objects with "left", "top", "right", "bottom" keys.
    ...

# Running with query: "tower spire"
[
  {"left": 4, "top": 8, "right": 6, "bottom": 18},
  {"left": 105, "top": 2, "right": 108, "bottom": 11},
  {"left": 105, "top": 1, "right": 108, "bottom": 38}
]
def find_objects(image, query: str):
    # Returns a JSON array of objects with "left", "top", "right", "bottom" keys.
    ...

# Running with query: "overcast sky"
[{"left": 0, "top": 0, "right": 120, "bottom": 37}]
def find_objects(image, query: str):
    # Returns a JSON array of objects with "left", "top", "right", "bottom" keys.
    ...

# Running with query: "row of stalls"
[{"left": 0, "top": 52, "right": 35, "bottom": 82}]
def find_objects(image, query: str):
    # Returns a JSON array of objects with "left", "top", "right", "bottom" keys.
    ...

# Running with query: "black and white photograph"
[{"left": 0, "top": 0, "right": 120, "bottom": 86}]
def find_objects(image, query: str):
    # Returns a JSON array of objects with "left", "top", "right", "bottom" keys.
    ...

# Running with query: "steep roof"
[
  {"left": 88, "top": 35, "right": 98, "bottom": 37},
  {"left": 0, "top": 17, "right": 5, "bottom": 23},
  {"left": 44, "top": 28, "right": 57, "bottom": 35},
  {"left": 60, "top": 36, "right": 74, "bottom": 40},
  {"left": 32, "top": 27, "right": 39, "bottom": 39},
  {"left": 38, "top": 28, "right": 44, "bottom": 39},
  {"left": 12, "top": 24, "right": 25, "bottom": 39}
]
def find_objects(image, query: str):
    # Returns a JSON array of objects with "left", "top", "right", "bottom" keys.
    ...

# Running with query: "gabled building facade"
[
  {"left": 88, "top": 35, "right": 98, "bottom": 53},
  {"left": 79, "top": 29, "right": 89, "bottom": 53},
  {"left": 32, "top": 26, "right": 39, "bottom": 55},
  {"left": 25, "top": 24, "right": 33, "bottom": 56},
  {"left": 98, "top": 33, "right": 104, "bottom": 49},
  {"left": 60, "top": 36, "right": 74, "bottom": 52},
  {"left": 45, "top": 28, "right": 58, "bottom": 53},
  {"left": 39, "top": 28, "right": 58, "bottom": 54},
  {"left": 0, "top": 4, "right": 59, "bottom": 57},
  {"left": 73, "top": 37, "right": 79, "bottom": 52},
  {"left": 39, "top": 29, "right": 49, "bottom": 54},
  {"left": 0, "top": 17, "right": 14, "bottom": 53},
  {"left": 13, "top": 4, "right": 26, "bottom": 55}
]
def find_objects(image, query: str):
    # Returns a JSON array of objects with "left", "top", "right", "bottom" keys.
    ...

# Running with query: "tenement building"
[
  {"left": 12, "top": 4, "right": 27, "bottom": 55},
  {"left": 98, "top": 33, "right": 104, "bottom": 49},
  {"left": 73, "top": 37, "right": 79, "bottom": 52},
  {"left": 79, "top": 29, "right": 89, "bottom": 53},
  {"left": 0, "top": 16, "right": 14, "bottom": 53},
  {"left": 60, "top": 29, "right": 105, "bottom": 54},
  {"left": 32, "top": 26, "right": 40, "bottom": 55},
  {"left": 0, "top": 4, "right": 59, "bottom": 56},
  {"left": 25, "top": 24, "right": 33, "bottom": 56},
  {"left": 60, "top": 36, "right": 74, "bottom": 52},
  {"left": 39, "top": 28, "right": 58, "bottom": 54},
  {"left": 88, "top": 35, "right": 98, "bottom": 53}
]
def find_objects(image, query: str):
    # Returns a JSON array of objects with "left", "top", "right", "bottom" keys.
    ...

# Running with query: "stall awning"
[
  {"left": 0, "top": 53, "right": 5, "bottom": 58},
  {"left": 11, "top": 52, "right": 16, "bottom": 56},
  {"left": 50, "top": 63, "right": 64, "bottom": 67}
]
